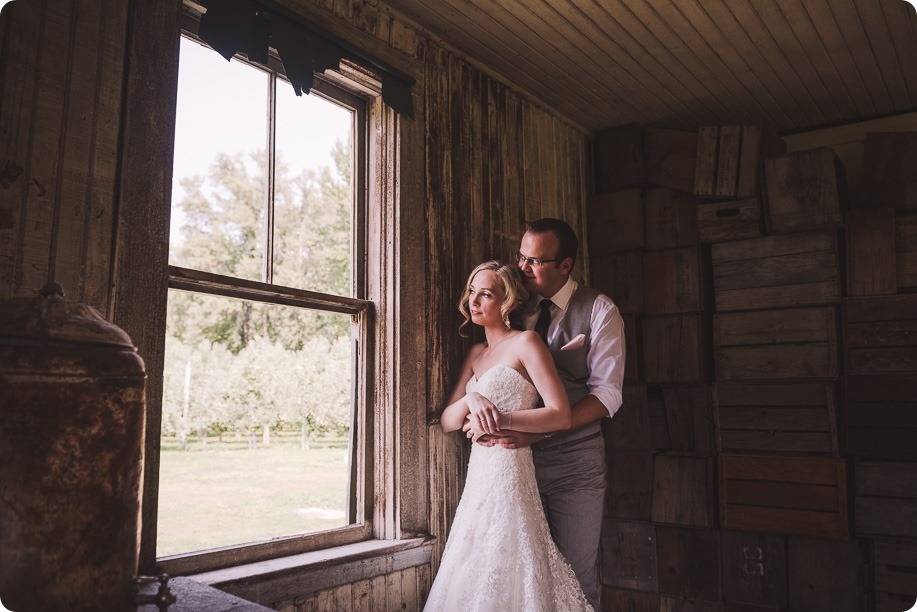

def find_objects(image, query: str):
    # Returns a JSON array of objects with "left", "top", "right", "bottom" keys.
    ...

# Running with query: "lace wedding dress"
[{"left": 424, "top": 364, "right": 593, "bottom": 612}]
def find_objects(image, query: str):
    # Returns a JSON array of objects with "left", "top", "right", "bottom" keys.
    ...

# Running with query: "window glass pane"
[
  {"left": 272, "top": 82, "right": 354, "bottom": 294},
  {"left": 169, "top": 37, "right": 269, "bottom": 282},
  {"left": 158, "top": 290, "right": 356, "bottom": 557}
]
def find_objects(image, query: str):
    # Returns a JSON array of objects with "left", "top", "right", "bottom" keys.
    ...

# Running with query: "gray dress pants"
[{"left": 533, "top": 432, "right": 606, "bottom": 610}]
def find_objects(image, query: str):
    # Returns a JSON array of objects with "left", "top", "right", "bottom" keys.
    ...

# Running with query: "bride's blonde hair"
[{"left": 458, "top": 260, "right": 528, "bottom": 337}]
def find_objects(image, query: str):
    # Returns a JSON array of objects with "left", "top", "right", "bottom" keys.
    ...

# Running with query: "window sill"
[{"left": 189, "top": 537, "right": 434, "bottom": 605}]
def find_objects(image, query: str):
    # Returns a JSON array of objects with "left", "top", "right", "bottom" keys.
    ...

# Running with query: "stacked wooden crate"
[
  {"left": 591, "top": 125, "right": 723, "bottom": 609},
  {"left": 590, "top": 124, "right": 891, "bottom": 610},
  {"left": 703, "top": 126, "right": 866, "bottom": 611},
  {"left": 846, "top": 132, "right": 917, "bottom": 612}
]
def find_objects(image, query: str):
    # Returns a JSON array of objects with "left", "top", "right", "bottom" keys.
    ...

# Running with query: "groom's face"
[{"left": 517, "top": 231, "right": 569, "bottom": 298}]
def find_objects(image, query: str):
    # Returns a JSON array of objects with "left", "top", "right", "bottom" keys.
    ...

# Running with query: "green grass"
[{"left": 156, "top": 442, "right": 350, "bottom": 557}]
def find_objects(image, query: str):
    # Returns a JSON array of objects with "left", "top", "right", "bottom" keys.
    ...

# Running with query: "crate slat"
[
  {"left": 763, "top": 147, "right": 847, "bottom": 234},
  {"left": 720, "top": 530, "right": 788, "bottom": 608},
  {"left": 859, "top": 132, "right": 917, "bottom": 210},
  {"left": 719, "top": 454, "right": 848, "bottom": 539},
  {"left": 846, "top": 207, "right": 897, "bottom": 296},
  {"left": 643, "top": 314, "right": 711, "bottom": 383},
  {"left": 845, "top": 374, "right": 917, "bottom": 459},
  {"left": 856, "top": 461, "right": 917, "bottom": 540},
  {"left": 644, "top": 246, "right": 708, "bottom": 315},
  {"left": 587, "top": 187, "right": 645, "bottom": 255},
  {"left": 715, "top": 382, "right": 838, "bottom": 456},
  {"left": 652, "top": 454, "right": 715, "bottom": 528},
  {"left": 695, "top": 125, "right": 784, "bottom": 200},
  {"left": 873, "top": 540, "right": 917, "bottom": 612},
  {"left": 787, "top": 537, "right": 866, "bottom": 612},
  {"left": 897, "top": 212, "right": 917, "bottom": 290},
  {"left": 714, "top": 307, "right": 838, "bottom": 381},
  {"left": 645, "top": 187, "right": 699, "bottom": 249},
  {"left": 845, "top": 295, "right": 917, "bottom": 375},
  {"left": 644, "top": 127, "right": 697, "bottom": 193},
  {"left": 711, "top": 231, "right": 840, "bottom": 312},
  {"left": 656, "top": 526, "right": 721, "bottom": 601},
  {"left": 601, "top": 519, "right": 657, "bottom": 592},
  {"left": 697, "top": 198, "right": 763, "bottom": 244}
]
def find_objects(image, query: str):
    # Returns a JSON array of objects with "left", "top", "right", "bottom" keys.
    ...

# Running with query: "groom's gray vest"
[{"left": 534, "top": 283, "right": 602, "bottom": 451}]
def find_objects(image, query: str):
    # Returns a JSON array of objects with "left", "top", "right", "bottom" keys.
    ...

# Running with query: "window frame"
[{"left": 144, "top": 13, "right": 384, "bottom": 576}]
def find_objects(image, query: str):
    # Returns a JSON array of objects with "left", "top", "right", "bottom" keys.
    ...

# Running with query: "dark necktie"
[{"left": 534, "top": 300, "right": 553, "bottom": 344}]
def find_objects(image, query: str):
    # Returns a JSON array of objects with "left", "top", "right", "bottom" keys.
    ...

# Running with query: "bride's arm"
[
  {"left": 440, "top": 344, "right": 498, "bottom": 433},
  {"left": 500, "top": 331, "right": 572, "bottom": 433}
]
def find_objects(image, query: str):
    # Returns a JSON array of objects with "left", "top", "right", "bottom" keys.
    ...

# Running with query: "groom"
[{"left": 473, "top": 218, "right": 625, "bottom": 609}]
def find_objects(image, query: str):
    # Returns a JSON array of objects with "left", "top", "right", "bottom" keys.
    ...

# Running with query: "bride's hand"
[
  {"left": 465, "top": 391, "right": 501, "bottom": 434},
  {"left": 462, "top": 418, "right": 496, "bottom": 446}
]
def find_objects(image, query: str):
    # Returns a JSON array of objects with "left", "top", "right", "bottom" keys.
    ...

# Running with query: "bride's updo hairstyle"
[{"left": 458, "top": 260, "right": 529, "bottom": 337}]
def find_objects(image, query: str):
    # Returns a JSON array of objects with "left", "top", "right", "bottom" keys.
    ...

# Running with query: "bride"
[{"left": 424, "top": 261, "right": 593, "bottom": 611}]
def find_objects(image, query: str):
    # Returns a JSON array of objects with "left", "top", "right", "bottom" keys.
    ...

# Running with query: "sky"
[{"left": 170, "top": 36, "right": 353, "bottom": 244}]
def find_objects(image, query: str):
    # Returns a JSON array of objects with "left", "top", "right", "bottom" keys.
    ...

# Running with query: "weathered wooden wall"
[{"left": 0, "top": 0, "right": 130, "bottom": 311}]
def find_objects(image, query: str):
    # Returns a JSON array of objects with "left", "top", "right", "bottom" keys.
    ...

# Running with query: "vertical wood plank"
[
  {"left": 0, "top": 0, "right": 44, "bottom": 297},
  {"left": 21, "top": 0, "right": 74, "bottom": 297},
  {"left": 115, "top": 0, "right": 182, "bottom": 572}
]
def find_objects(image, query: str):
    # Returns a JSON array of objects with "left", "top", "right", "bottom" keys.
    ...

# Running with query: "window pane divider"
[{"left": 168, "top": 265, "right": 369, "bottom": 314}]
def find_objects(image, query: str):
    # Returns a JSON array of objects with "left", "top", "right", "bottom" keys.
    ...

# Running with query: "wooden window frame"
[{"left": 139, "top": 11, "right": 397, "bottom": 576}]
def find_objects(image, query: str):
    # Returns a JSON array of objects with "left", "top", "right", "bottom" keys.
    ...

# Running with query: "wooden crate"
[
  {"left": 622, "top": 313, "right": 642, "bottom": 383},
  {"left": 664, "top": 385, "right": 714, "bottom": 455},
  {"left": 695, "top": 125, "right": 785, "bottom": 199},
  {"left": 856, "top": 461, "right": 917, "bottom": 540},
  {"left": 649, "top": 388, "right": 671, "bottom": 451},
  {"left": 644, "top": 246, "right": 708, "bottom": 315},
  {"left": 719, "top": 454, "right": 849, "bottom": 539},
  {"left": 845, "top": 294, "right": 917, "bottom": 374},
  {"left": 898, "top": 211, "right": 917, "bottom": 290},
  {"left": 697, "top": 197, "right": 763, "bottom": 244},
  {"left": 601, "top": 588, "right": 658, "bottom": 611},
  {"left": 714, "top": 382, "right": 838, "bottom": 456},
  {"left": 643, "top": 314, "right": 711, "bottom": 383},
  {"left": 845, "top": 374, "right": 917, "bottom": 460},
  {"left": 763, "top": 147, "right": 847, "bottom": 234},
  {"left": 720, "top": 530, "right": 787, "bottom": 608},
  {"left": 601, "top": 519, "right": 657, "bottom": 592},
  {"left": 605, "top": 383, "right": 651, "bottom": 451},
  {"left": 656, "top": 526, "right": 721, "bottom": 601},
  {"left": 787, "top": 537, "right": 867, "bottom": 612},
  {"left": 645, "top": 187, "right": 699, "bottom": 250},
  {"left": 713, "top": 307, "right": 839, "bottom": 381},
  {"left": 846, "top": 207, "right": 897, "bottom": 296},
  {"left": 591, "top": 251, "right": 644, "bottom": 314},
  {"left": 873, "top": 540, "right": 917, "bottom": 612},
  {"left": 605, "top": 450, "right": 654, "bottom": 521},
  {"left": 644, "top": 126, "right": 698, "bottom": 193},
  {"left": 860, "top": 132, "right": 917, "bottom": 210},
  {"left": 652, "top": 454, "right": 715, "bottom": 528},
  {"left": 711, "top": 230, "right": 841, "bottom": 312},
  {"left": 594, "top": 124, "right": 644, "bottom": 192},
  {"left": 587, "top": 187, "right": 645, "bottom": 255},
  {"left": 660, "top": 598, "right": 724, "bottom": 612},
  {"left": 724, "top": 605, "right": 781, "bottom": 612}
]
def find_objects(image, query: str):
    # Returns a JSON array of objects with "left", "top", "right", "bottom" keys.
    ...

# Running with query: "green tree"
[{"left": 163, "top": 139, "right": 354, "bottom": 447}]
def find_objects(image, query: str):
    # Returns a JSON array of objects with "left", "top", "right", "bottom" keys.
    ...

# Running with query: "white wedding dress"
[{"left": 424, "top": 364, "right": 593, "bottom": 612}]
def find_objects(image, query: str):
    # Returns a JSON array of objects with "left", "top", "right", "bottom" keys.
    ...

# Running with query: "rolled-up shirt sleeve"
[{"left": 587, "top": 294, "right": 626, "bottom": 418}]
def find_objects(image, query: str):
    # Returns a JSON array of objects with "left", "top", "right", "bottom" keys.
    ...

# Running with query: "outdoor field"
[{"left": 156, "top": 436, "right": 351, "bottom": 557}]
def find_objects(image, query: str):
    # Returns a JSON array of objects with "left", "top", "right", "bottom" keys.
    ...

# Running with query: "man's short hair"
[{"left": 524, "top": 218, "right": 579, "bottom": 266}]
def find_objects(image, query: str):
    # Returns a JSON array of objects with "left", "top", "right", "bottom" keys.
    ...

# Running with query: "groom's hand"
[{"left": 490, "top": 430, "right": 545, "bottom": 449}]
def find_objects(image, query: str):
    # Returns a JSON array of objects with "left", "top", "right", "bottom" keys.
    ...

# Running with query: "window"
[{"left": 155, "top": 30, "right": 373, "bottom": 573}]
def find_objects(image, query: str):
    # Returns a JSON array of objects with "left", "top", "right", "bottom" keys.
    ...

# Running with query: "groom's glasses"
[{"left": 514, "top": 252, "right": 563, "bottom": 268}]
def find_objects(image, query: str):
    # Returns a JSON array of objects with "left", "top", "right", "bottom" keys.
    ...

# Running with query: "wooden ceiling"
[{"left": 382, "top": 0, "right": 917, "bottom": 134}]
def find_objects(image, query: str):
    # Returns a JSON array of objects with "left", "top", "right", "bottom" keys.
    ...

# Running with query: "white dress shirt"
[{"left": 524, "top": 277, "right": 625, "bottom": 418}]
